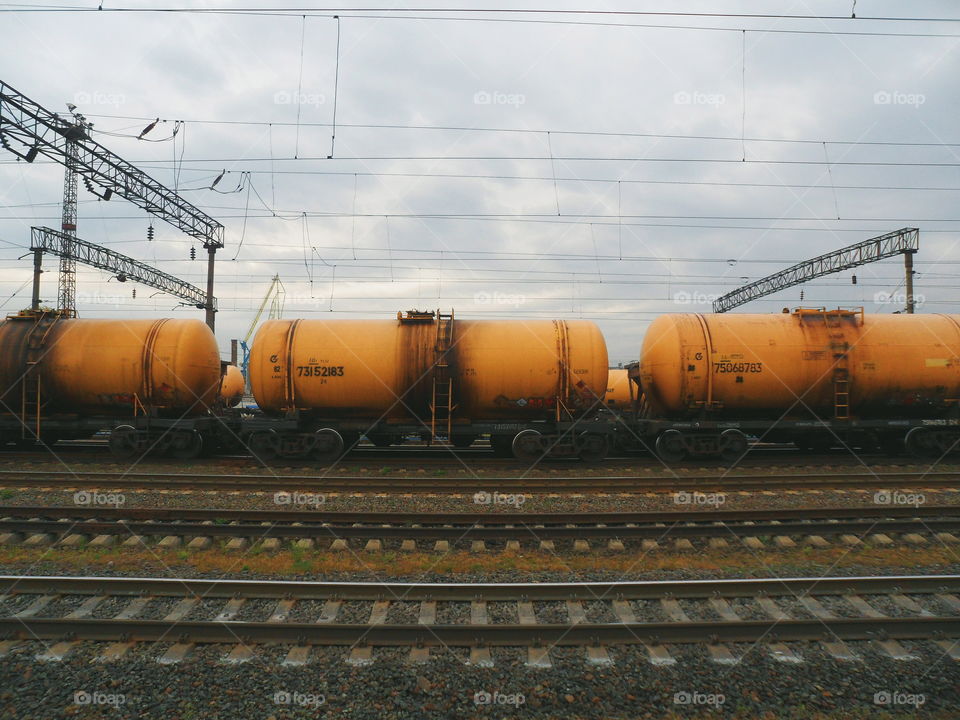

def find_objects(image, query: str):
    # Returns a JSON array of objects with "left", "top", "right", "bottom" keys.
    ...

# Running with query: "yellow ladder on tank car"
[
  {"left": 19, "top": 312, "right": 60, "bottom": 440},
  {"left": 430, "top": 310, "right": 456, "bottom": 441},
  {"left": 826, "top": 311, "right": 851, "bottom": 421}
]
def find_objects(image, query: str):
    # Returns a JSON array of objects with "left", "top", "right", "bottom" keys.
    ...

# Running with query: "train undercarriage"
[
  {"left": 613, "top": 417, "right": 960, "bottom": 462},
  {"left": 239, "top": 414, "right": 615, "bottom": 463},
  {"left": 1, "top": 412, "right": 958, "bottom": 464}
]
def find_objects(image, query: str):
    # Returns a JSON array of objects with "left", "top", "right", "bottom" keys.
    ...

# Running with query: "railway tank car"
[
  {"left": 245, "top": 310, "right": 610, "bottom": 460},
  {"left": 0, "top": 311, "right": 223, "bottom": 457},
  {"left": 630, "top": 308, "right": 960, "bottom": 460},
  {"left": 218, "top": 364, "right": 245, "bottom": 407},
  {"left": 603, "top": 369, "right": 635, "bottom": 413}
]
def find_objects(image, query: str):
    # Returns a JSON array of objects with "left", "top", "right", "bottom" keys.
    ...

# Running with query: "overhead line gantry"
[
  {"left": 0, "top": 79, "right": 224, "bottom": 329},
  {"left": 712, "top": 228, "right": 919, "bottom": 314}
]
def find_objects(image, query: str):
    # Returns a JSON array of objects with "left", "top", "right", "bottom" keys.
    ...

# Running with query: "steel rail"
[
  {"left": 4, "top": 616, "right": 956, "bottom": 647},
  {"left": 2, "top": 503, "right": 955, "bottom": 525},
  {"left": 3, "top": 517, "right": 958, "bottom": 541},
  {"left": 0, "top": 470, "right": 957, "bottom": 492},
  {"left": 2, "top": 574, "right": 957, "bottom": 601}
]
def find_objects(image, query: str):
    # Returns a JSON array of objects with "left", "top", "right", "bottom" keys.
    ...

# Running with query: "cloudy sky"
[{"left": 1, "top": 1, "right": 959, "bottom": 363}]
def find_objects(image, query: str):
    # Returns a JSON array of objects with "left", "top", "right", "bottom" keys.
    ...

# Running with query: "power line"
[
  {"left": 78, "top": 116, "right": 960, "bottom": 151},
  {"left": 5, "top": 6, "right": 960, "bottom": 39},
  {"left": 13, "top": 164, "right": 960, "bottom": 195},
  {"left": 7, "top": 211, "right": 960, "bottom": 222},
  {"left": 13, "top": 155, "right": 960, "bottom": 167},
  {"left": 6, "top": 213, "right": 960, "bottom": 237}
]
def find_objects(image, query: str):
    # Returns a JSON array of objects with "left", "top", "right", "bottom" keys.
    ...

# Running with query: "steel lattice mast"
[{"left": 56, "top": 129, "right": 81, "bottom": 316}]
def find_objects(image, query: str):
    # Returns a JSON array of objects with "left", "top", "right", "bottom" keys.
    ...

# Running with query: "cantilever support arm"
[
  {"left": 30, "top": 226, "right": 214, "bottom": 311},
  {"left": 712, "top": 228, "right": 919, "bottom": 313},
  {"left": 1, "top": 80, "right": 223, "bottom": 249}
]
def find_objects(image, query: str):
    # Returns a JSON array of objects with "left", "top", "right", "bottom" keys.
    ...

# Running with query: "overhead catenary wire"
[
  {"left": 740, "top": 29, "right": 746, "bottom": 162},
  {"left": 87, "top": 167, "right": 960, "bottom": 195},
  {"left": 231, "top": 175, "right": 253, "bottom": 260},
  {"left": 71, "top": 112, "right": 960, "bottom": 149},
  {"left": 294, "top": 14, "right": 308, "bottom": 159},
  {"left": 15, "top": 154, "right": 960, "bottom": 167},
  {"left": 6, "top": 6, "right": 960, "bottom": 39},
  {"left": 3, "top": 7, "right": 958, "bottom": 326},
  {"left": 328, "top": 14, "right": 340, "bottom": 159}
]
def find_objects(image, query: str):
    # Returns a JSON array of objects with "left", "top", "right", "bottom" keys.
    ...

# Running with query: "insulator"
[
  {"left": 800, "top": 290, "right": 805, "bottom": 301},
  {"left": 851, "top": 274, "right": 857, "bottom": 285},
  {"left": 132, "top": 288, "right": 136, "bottom": 299},
  {"left": 190, "top": 246, "right": 196, "bottom": 260},
  {"left": 147, "top": 224, "right": 154, "bottom": 241}
]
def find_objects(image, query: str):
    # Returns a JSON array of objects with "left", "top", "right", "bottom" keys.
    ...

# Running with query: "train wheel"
[
  {"left": 905, "top": 427, "right": 939, "bottom": 458},
  {"left": 512, "top": 430, "right": 544, "bottom": 461},
  {"left": 655, "top": 430, "right": 686, "bottom": 464},
  {"left": 108, "top": 425, "right": 139, "bottom": 460},
  {"left": 718, "top": 429, "right": 748, "bottom": 463},
  {"left": 313, "top": 428, "right": 345, "bottom": 464},
  {"left": 577, "top": 432, "right": 609, "bottom": 463},
  {"left": 168, "top": 430, "right": 203, "bottom": 460},
  {"left": 248, "top": 430, "right": 279, "bottom": 462},
  {"left": 452, "top": 435, "right": 477, "bottom": 449}
]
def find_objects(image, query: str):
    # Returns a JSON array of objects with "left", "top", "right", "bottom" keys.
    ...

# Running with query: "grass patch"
[{"left": 0, "top": 543, "right": 954, "bottom": 579}]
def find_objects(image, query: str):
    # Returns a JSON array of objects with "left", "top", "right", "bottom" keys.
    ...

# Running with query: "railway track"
[
  {"left": 0, "top": 443, "right": 946, "bottom": 468},
  {"left": 0, "top": 575, "right": 957, "bottom": 666},
  {"left": 0, "top": 469, "right": 958, "bottom": 493},
  {"left": 2, "top": 505, "right": 958, "bottom": 551}
]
